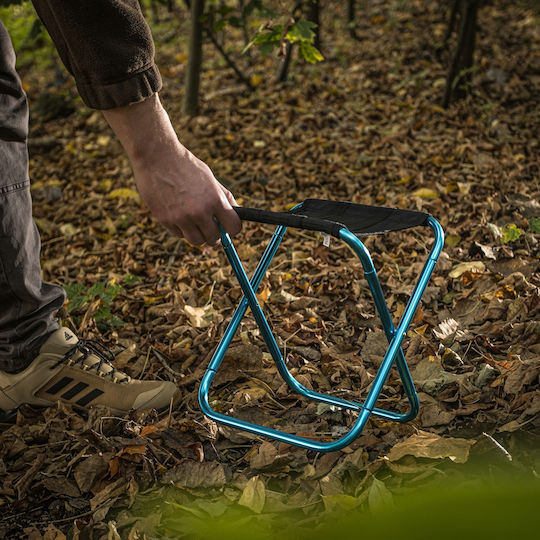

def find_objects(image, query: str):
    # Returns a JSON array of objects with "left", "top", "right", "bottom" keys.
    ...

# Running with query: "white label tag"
[{"left": 322, "top": 234, "right": 330, "bottom": 247}]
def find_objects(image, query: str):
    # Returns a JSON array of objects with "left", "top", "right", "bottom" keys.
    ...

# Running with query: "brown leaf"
[
  {"left": 386, "top": 431, "right": 475, "bottom": 464},
  {"left": 161, "top": 461, "right": 230, "bottom": 488},
  {"left": 420, "top": 398, "right": 456, "bottom": 427},
  {"left": 384, "top": 455, "right": 439, "bottom": 474},
  {"left": 41, "top": 476, "right": 80, "bottom": 498},
  {"left": 43, "top": 525, "right": 67, "bottom": 540},
  {"left": 238, "top": 475, "right": 266, "bottom": 514},
  {"left": 113, "top": 343, "right": 137, "bottom": 368},
  {"left": 26, "top": 524, "right": 66, "bottom": 540},
  {"left": 117, "top": 444, "right": 147, "bottom": 457},
  {"left": 14, "top": 452, "right": 45, "bottom": 499},
  {"left": 90, "top": 478, "right": 126, "bottom": 512},
  {"left": 89, "top": 478, "right": 127, "bottom": 523},
  {"left": 108, "top": 457, "right": 120, "bottom": 479},
  {"left": 319, "top": 472, "right": 343, "bottom": 496},
  {"left": 503, "top": 359, "right": 540, "bottom": 394},
  {"left": 412, "top": 359, "right": 468, "bottom": 395},
  {"left": 140, "top": 425, "right": 160, "bottom": 437},
  {"left": 449, "top": 261, "right": 486, "bottom": 278},
  {"left": 74, "top": 453, "right": 111, "bottom": 493},
  {"left": 250, "top": 441, "right": 278, "bottom": 470}
]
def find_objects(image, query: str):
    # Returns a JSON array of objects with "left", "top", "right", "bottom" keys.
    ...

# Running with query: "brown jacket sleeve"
[{"left": 31, "top": 0, "right": 162, "bottom": 110}]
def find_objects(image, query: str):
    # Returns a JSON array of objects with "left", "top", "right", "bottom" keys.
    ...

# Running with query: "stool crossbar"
[{"left": 198, "top": 199, "right": 444, "bottom": 452}]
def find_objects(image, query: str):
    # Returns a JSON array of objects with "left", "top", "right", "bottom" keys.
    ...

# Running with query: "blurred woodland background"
[{"left": 0, "top": 1, "right": 538, "bottom": 538}]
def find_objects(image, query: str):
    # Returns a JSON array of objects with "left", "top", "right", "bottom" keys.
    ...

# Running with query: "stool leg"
[
  {"left": 339, "top": 219, "right": 444, "bottom": 421},
  {"left": 219, "top": 227, "right": 306, "bottom": 386},
  {"left": 205, "top": 225, "right": 287, "bottom": 374},
  {"left": 342, "top": 233, "right": 420, "bottom": 421}
]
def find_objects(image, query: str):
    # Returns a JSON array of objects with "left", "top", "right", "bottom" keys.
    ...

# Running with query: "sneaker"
[{"left": 0, "top": 327, "right": 179, "bottom": 418}]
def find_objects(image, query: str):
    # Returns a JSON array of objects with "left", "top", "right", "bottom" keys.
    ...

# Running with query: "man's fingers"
[
  {"left": 199, "top": 217, "right": 221, "bottom": 246},
  {"left": 181, "top": 224, "right": 206, "bottom": 246},
  {"left": 215, "top": 198, "right": 242, "bottom": 238},
  {"left": 221, "top": 186, "right": 238, "bottom": 207},
  {"left": 159, "top": 184, "right": 240, "bottom": 245},
  {"left": 171, "top": 222, "right": 218, "bottom": 248},
  {"left": 165, "top": 224, "right": 184, "bottom": 238}
]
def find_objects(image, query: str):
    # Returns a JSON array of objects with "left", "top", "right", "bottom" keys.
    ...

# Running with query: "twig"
[
  {"left": 482, "top": 432, "right": 512, "bottom": 461},
  {"left": 204, "top": 280, "right": 216, "bottom": 306},
  {"left": 167, "top": 396, "right": 174, "bottom": 428},
  {"left": 276, "top": 0, "right": 303, "bottom": 82},
  {"left": 177, "top": 371, "right": 202, "bottom": 387},
  {"left": 41, "top": 236, "right": 65, "bottom": 247},
  {"left": 140, "top": 347, "right": 152, "bottom": 379},
  {"left": 37, "top": 509, "right": 94, "bottom": 526},
  {"left": 1, "top": 508, "right": 43, "bottom": 523},
  {"left": 152, "top": 347, "right": 184, "bottom": 379},
  {"left": 205, "top": 84, "right": 246, "bottom": 101}
]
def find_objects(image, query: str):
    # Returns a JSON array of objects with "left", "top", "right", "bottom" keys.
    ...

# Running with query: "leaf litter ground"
[{"left": 1, "top": 1, "right": 539, "bottom": 538}]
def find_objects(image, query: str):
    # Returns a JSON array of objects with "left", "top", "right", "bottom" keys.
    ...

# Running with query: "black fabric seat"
[{"left": 235, "top": 199, "right": 429, "bottom": 238}]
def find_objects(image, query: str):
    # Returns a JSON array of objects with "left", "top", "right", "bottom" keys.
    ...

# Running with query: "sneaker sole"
[{"left": 0, "top": 399, "right": 174, "bottom": 424}]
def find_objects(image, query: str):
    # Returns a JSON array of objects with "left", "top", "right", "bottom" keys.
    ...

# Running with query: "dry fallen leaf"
[
  {"left": 183, "top": 304, "right": 216, "bottom": 328},
  {"left": 412, "top": 187, "right": 440, "bottom": 199},
  {"left": 107, "top": 188, "right": 140, "bottom": 201},
  {"left": 238, "top": 475, "right": 266, "bottom": 514},
  {"left": 449, "top": 261, "right": 486, "bottom": 278},
  {"left": 386, "top": 431, "right": 475, "bottom": 464}
]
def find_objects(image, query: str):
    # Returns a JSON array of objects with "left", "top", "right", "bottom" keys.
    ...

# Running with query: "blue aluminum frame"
[{"left": 198, "top": 215, "right": 444, "bottom": 452}]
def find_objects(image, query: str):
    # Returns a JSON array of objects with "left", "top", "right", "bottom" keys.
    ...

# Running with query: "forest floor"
[{"left": 0, "top": 1, "right": 539, "bottom": 538}]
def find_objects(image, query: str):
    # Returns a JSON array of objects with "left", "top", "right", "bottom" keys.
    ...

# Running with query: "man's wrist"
[{"left": 102, "top": 93, "right": 176, "bottom": 161}]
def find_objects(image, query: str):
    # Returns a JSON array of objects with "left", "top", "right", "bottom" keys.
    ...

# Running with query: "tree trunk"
[
  {"left": 238, "top": 0, "right": 250, "bottom": 47},
  {"left": 347, "top": 0, "right": 358, "bottom": 40},
  {"left": 443, "top": 0, "right": 460, "bottom": 49},
  {"left": 347, "top": 0, "right": 355, "bottom": 22},
  {"left": 276, "top": 41, "right": 294, "bottom": 83},
  {"left": 183, "top": 0, "right": 205, "bottom": 116},
  {"left": 304, "top": 0, "right": 320, "bottom": 51},
  {"left": 442, "top": 0, "right": 479, "bottom": 108},
  {"left": 276, "top": 0, "right": 302, "bottom": 83}
]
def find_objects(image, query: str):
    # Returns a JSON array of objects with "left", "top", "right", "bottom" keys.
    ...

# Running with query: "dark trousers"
[{"left": 0, "top": 21, "right": 65, "bottom": 372}]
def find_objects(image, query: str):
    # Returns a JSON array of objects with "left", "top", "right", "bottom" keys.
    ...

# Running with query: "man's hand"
[{"left": 102, "top": 94, "right": 241, "bottom": 246}]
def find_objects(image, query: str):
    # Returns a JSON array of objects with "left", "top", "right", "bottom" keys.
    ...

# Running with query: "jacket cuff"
[{"left": 75, "top": 63, "right": 162, "bottom": 110}]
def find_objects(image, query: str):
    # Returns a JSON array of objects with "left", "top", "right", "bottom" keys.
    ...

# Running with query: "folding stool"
[{"left": 198, "top": 199, "right": 444, "bottom": 452}]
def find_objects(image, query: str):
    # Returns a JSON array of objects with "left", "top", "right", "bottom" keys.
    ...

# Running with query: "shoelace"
[{"left": 54, "top": 339, "right": 130, "bottom": 383}]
